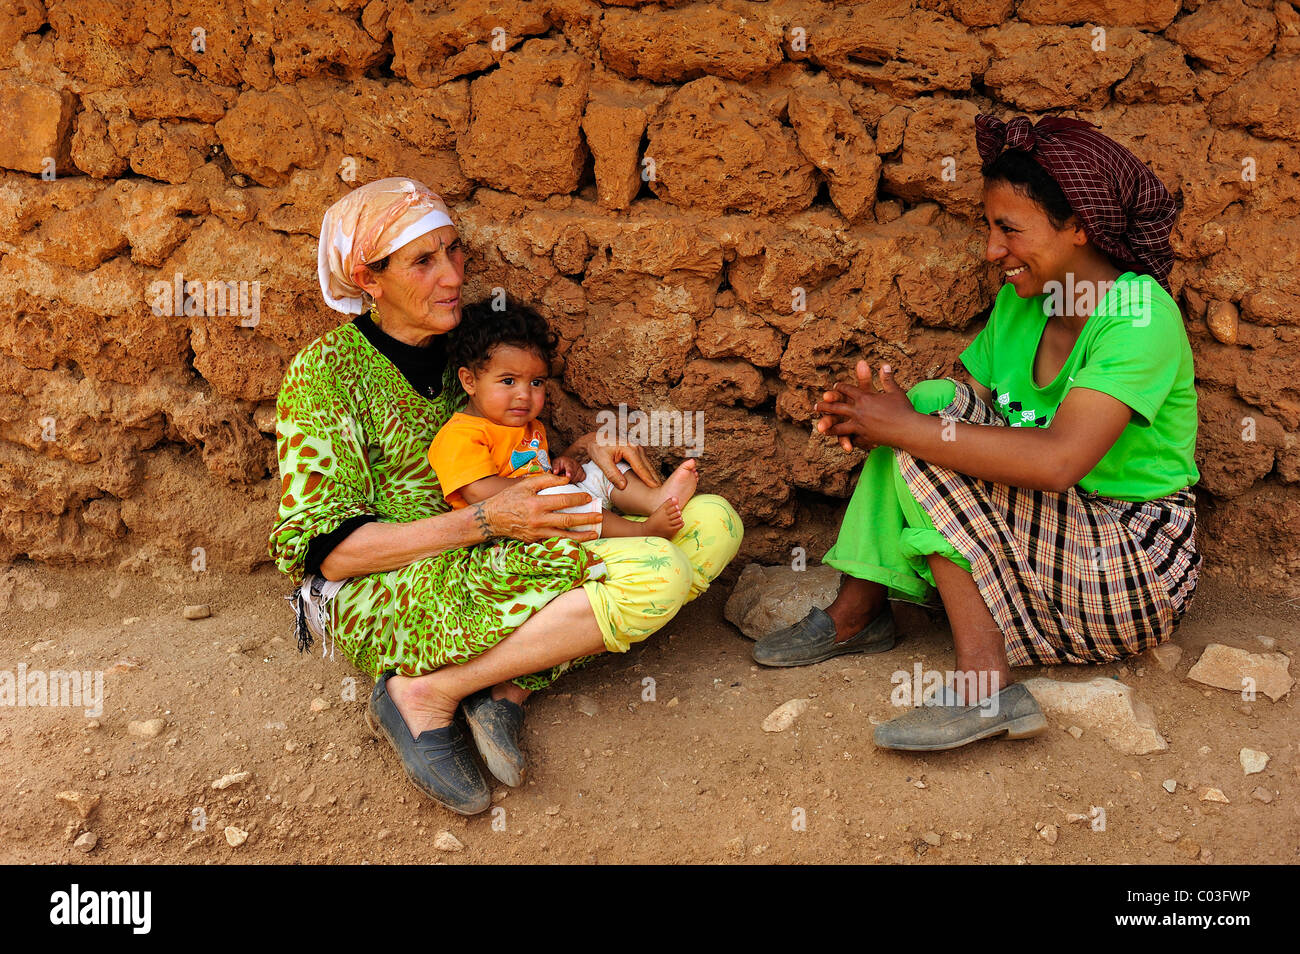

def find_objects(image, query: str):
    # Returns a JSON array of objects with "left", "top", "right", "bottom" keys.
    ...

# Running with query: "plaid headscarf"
[
  {"left": 317, "top": 177, "right": 455, "bottom": 314},
  {"left": 975, "top": 114, "right": 1177, "bottom": 292}
]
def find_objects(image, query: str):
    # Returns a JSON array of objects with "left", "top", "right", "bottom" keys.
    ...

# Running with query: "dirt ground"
[{"left": 0, "top": 562, "right": 1295, "bottom": 865}]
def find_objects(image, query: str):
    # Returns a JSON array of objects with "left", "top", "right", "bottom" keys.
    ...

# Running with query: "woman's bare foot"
[
  {"left": 639, "top": 497, "right": 684, "bottom": 538},
  {"left": 386, "top": 672, "right": 460, "bottom": 738}
]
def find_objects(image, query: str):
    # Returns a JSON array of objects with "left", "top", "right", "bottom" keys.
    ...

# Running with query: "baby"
[{"left": 428, "top": 304, "right": 697, "bottom": 539}]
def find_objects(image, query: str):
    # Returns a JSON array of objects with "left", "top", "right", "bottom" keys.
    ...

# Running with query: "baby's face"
[{"left": 467, "top": 344, "right": 548, "bottom": 427}]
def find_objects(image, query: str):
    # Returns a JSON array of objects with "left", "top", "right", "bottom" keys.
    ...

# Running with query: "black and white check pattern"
[{"left": 975, "top": 113, "right": 1178, "bottom": 294}]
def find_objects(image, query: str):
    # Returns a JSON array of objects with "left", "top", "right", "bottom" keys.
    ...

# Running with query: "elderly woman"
[
  {"left": 753, "top": 115, "right": 1201, "bottom": 751},
  {"left": 270, "top": 178, "right": 742, "bottom": 813}
]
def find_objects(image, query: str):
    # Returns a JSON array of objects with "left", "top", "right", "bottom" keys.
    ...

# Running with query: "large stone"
[
  {"left": 788, "top": 86, "right": 880, "bottom": 223},
  {"left": 1115, "top": 38, "right": 1198, "bottom": 105},
  {"left": 215, "top": 90, "right": 324, "bottom": 187},
  {"left": 696, "top": 307, "right": 785, "bottom": 368},
  {"left": 1016, "top": 0, "right": 1181, "bottom": 29},
  {"left": 983, "top": 24, "right": 1148, "bottom": 110},
  {"left": 0, "top": 82, "right": 76, "bottom": 175},
  {"left": 563, "top": 303, "right": 694, "bottom": 409},
  {"left": 880, "top": 99, "right": 984, "bottom": 220},
  {"left": 1195, "top": 390, "right": 1283, "bottom": 497},
  {"left": 129, "top": 121, "right": 213, "bottom": 185},
  {"left": 1187, "top": 644, "right": 1294, "bottom": 701},
  {"left": 1210, "top": 58, "right": 1300, "bottom": 142},
  {"left": 724, "top": 562, "right": 842, "bottom": 640},
  {"left": 268, "top": 6, "right": 386, "bottom": 83},
  {"left": 335, "top": 78, "right": 473, "bottom": 200},
  {"left": 1020, "top": 677, "right": 1167, "bottom": 755},
  {"left": 671, "top": 359, "right": 766, "bottom": 409},
  {"left": 49, "top": 0, "right": 150, "bottom": 86},
  {"left": 459, "top": 39, "right": 591, "bottom": 199},
  {"left": 581, "top": 101, "right": 645, "bottom": 211},
  {"left": 389, "top": 0, "right": 552, "bottom": 88},
  {"left": 1166, "top": 0, "right": 1277, "bottom": 77},
  {"left": 646, "top": 76, "right": 817, "bottom": 216},
  {"left": 600, "top": 6, "right": 783, "bottom": 83},
  {"left": 805, "top": 7, "right": 989, "bottom": 94}
]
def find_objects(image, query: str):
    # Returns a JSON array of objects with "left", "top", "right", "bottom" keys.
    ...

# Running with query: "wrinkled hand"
[
  {"left": 477, "top": 472, "right": 598, "bottom": 543},
  {"left": 572, "top": 431, "right": 661, "bottom": 490},
  {"left": 551, "top": 455, "right": 585, "bottom": 483},
  {"left": 814, "top": 361, "right": 916, "bottom": 452}
]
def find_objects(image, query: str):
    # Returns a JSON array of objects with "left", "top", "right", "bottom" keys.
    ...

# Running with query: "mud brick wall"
[{"left": 1, "top": 0, "right": 1297, "bottom": 594}]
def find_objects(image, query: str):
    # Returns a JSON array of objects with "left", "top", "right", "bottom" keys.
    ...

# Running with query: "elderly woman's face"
[
  {"left": 363, "top": 225, "right": 466, "bottom": 345},
  {"left": 981, "top": 180, "right": 1087, "bottom": 300}
]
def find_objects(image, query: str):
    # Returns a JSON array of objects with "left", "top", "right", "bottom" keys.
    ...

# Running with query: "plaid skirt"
[{"left": 896, "top": 381, "right": 1202, "bottom": 667}]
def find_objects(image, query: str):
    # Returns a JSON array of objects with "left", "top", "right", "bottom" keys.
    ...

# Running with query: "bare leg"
[
  {"left": 926, "top": 554, "right": 1011, "bottom": 702},
  {"left": 603, "top": 501, "right": 683, "bottom": 539},
  {"left": 824, "top": 575, "right": 888, "bottom": 643},
  {"left": 386, "top": 588, "right": 604, "bottom": 738},
  {"left": 492, "top": 683, "right": 530, "bottom": 705}
]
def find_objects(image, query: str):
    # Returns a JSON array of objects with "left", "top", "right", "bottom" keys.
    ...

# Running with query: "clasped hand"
[{"left": 814, "top": 360, "right": 917, "bottom": 453}]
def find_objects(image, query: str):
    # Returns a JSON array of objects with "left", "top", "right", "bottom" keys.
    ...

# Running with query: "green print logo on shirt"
[{"left": 994, "top": 389, "right": 1051, "bottom": 428}]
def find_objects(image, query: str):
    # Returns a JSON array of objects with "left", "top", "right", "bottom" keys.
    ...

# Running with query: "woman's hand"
[
  {"left": 814, "top": 361, "right": 918, "bottom": 452},
  {"left": 476, "top": 472, "right": 599, "bottom": 543},
  {"left": 566, "top": 432, "right": 661, "bottom": 490}
]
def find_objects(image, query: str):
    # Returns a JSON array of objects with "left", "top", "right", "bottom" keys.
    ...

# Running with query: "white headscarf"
[{"left": 316, "top": 177, "right": 455, "bottom": 314}]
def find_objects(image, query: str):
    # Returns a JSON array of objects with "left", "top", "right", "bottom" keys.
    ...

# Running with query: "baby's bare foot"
[
  {"left": 656, "top": 459, "right": 698, "bottom": 511},
  {"left": 640, "top": 498, "right": 684, "bottom": 539}
]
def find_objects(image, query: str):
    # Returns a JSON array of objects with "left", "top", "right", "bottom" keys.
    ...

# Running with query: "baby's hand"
[{"left": 551, "top": 455, "right": 585, "bottom": 482}]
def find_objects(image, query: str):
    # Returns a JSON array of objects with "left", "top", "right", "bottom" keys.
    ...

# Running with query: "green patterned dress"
[{"left": 269, "top": 320, "right": 607, "bottom": 689}]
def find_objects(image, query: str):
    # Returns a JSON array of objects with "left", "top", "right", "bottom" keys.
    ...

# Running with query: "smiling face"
[
  {"left": 352, "top": 225, "right": 465, "bottom": 345},
  {"left": 457, "top": 344, "right": 549, "bottom": 427},
  {"left": 981, "top": 179, "right": 1090, "bottom": 299}
]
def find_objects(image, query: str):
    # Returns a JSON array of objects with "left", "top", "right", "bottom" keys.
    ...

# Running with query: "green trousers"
[{"left": 822, "top": 379, "right": 974, "bottom": 604}]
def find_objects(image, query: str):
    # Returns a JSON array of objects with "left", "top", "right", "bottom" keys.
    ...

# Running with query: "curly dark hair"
[
  {"left": 982, "top": 149, "right": 1076, "bottom": 230},
  {"left": 447, "top": 301, "right": 559, "bottom": 377}
]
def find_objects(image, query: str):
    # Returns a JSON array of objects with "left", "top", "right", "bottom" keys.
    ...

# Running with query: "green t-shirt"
[{"left": 959, "top": 272, "right": 1200, "bottom": 502}]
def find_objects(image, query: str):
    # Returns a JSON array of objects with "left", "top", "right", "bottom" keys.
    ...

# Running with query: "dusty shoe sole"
[
  {"left": 463, "top": 698, "right": 526, "bottom": 788},
  {"left": 873, "top": 682, "right": 1048, "bottom": 751},
  {"left": 874, "top": 711, "right": 1048, "bottom": 751}
]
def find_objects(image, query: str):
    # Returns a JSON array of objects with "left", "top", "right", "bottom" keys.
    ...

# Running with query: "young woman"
[{"left": 753, "top": 115, "right": 1200, "bottom": 752}]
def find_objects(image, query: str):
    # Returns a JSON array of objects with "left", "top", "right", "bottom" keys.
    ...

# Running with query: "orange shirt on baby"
[{"left": 428, "top": 412, "right": 552, "bottom": 509}]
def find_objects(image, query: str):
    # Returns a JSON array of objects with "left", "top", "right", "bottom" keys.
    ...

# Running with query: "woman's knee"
[
  {"left": 656, "top": 541, "right": 694, "bottom": 608},
  {"left": 682, "top": 494, "right": 744, "bottom": 548},
  {"left": 906, "top": 378, "right": 958, "bottom": 416}
]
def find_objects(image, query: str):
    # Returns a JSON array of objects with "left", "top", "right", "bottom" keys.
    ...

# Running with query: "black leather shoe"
[
  {"left": 462, "top": 690, "right": 526, "bottom": 787},
  {"left": 366, "top": 671, "right": 491, "bottom": 815},
  {"left": 752, "top": 606, "right": 898, "bottom": 667}
]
